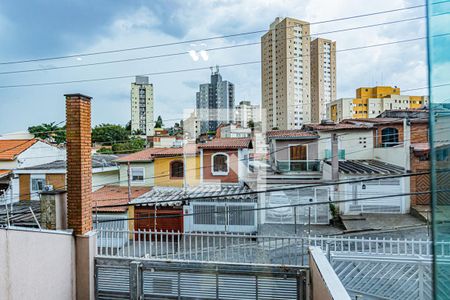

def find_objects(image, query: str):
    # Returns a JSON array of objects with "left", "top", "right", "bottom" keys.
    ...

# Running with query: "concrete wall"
[
  {"left": 0, "top": 227, "right": 76, "bottom": 300},
  {"left": 92, "top": 170, "right": 119, "bottom": 191},
  {"left": 374, "top": 147, "right": 406, "bottom": 167},
  {"left": 318, "top": 130, "right": 374, "bottom": 160},
  {"left": 309, "top": 247, "right": 350, "bottom": 300}
]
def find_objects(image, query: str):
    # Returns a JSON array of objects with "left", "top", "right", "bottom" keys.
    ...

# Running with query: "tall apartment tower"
[
  {"left": 311, "top": 38, "right": 336, "bottom": 123},
  {"left": 261, "top": 17, "right": 311, "bottom": 130},
  {"left": 196, "top": 66, "right": 235, "bottom": 134},
  {"left": 131, "top": 76, "right": 154, "bottom": 136}
]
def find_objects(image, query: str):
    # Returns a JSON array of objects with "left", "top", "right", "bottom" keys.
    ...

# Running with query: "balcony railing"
[{"left": 276, "top": 160, "right": 321, "bottom": 173}]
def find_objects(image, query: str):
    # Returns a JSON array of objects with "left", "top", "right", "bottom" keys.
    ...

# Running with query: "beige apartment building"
[
  {"left": 311, "top": 38, "right": 336, "bottom": 123},
  {"left": 261, "top": 17, "right": 311, "bottom": 130},
  {"left": 131, "top": 76, "right": 154, "bottom": 136},
  {"left": 327, "top": 86, "right": 428, "bottom": 122}
]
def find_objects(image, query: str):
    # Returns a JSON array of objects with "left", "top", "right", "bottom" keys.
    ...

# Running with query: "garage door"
[{"left": 345, "top": 179, "right": 404, "bottom": 214}]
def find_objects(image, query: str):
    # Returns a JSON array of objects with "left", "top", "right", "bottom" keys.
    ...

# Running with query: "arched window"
[
  {"left": 212, "top": 153, "right": 229, "bottom": 175},
  {"left": 381, "top": 127, "right": 399, "bottom": 147},
  {"left": 170, "top": 160, "right": 184, "bottom": 178}
]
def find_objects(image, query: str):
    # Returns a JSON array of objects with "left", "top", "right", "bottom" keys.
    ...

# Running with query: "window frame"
[
  {"left": 131, "top": 167, "right": 145, "bottom": 183},
  {"left": 170, "top": 160, "right": 184, "bottom": 179},
  {"left": 211, "top": 152, "right": 230, "bottom": 176},
  {"left": 30, "top": 175, "right": 46, "bottom": 192}
]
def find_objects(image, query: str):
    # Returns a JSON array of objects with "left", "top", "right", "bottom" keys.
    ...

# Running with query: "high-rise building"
[
  {"left": 183, "top": 110, "right": 200, "bottom": 141},
  {"left": 326, "top": 86, "right": 429, "bottom": 122},
  {"left": 131, "top": 76, "right": 154, "bottom": 136},
  {"left": 311, "top": 38, "right": 336, "bottom": 123},
  {"left": 261, "top": 17, "right": 311, "bottom": 130},
  {"left": 196, "top": 67, "right": 235, "bottom": 133},
  {"left": 235, "top": 101, "right": 261, "bottom": 127}
]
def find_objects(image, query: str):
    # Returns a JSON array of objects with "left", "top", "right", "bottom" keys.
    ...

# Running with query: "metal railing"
[
  {"left": 276, "top": 160, "right": 321, "bottom": 172},
  {"left": 96, "top": 229, "right": 450, "bottom": 265}
]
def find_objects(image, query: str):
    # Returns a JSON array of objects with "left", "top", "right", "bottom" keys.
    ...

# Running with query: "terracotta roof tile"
[
  {"left": 0, "top": 170, "right": 11, "bottom": 178},
  {"left": 0, "top": 139, "right": 37, "bottom": 161},
  {"left": 93, "top": 185, "right": 151, "bottom": 212},
  {"left": 266, "top": 130, "right": 318, "bottom": 139},
  {"left": 198, "top": 138, "right": 252, "bottom": 149},
  {"left": 116, "top": 145, "right": 198, "bottom": 162},
  {"left": 303, "top": 123, "right": 371, "bottom": 131}
]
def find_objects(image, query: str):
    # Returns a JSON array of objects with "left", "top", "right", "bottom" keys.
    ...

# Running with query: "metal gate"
[{"left": 95, "top": 258, "right": 308, "bottom": 300}]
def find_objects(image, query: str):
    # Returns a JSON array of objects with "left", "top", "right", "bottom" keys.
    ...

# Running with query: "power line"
[
  {"left": 0, "top": 15, "right": 430, "bottom": 76},
  {"left": 0, "top": 2, "right": 439, "bottom": 66},
  {"left": 2, "top": 33, "right": 449, "bottom": 90}
]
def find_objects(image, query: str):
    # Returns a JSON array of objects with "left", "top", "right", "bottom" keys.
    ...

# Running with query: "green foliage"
[
  {"left": 111, "top": 137, "right": 146, "bottom": 154},
  {"left": 132, "top": 129, "right": 145, "bottom": 136},
  {"left": 92, "top": 123, "right": 129, "bottom": 145},
  {"left": 125, "top": 120, "right": 132, "bottom": 132},
  {"left": 329, "top": 203, "right": 338, "bottom": 218},
  {"left": 97, "top": 147, "right": 114, "bottom": 154},
  {"left": 247, "top": 120, "right": 255, "bottom": 129},
  {"left": 155, "top": 115, "right": 164, "bottom": 128},
  {"left": 28, "top": 122, "right": 66, "bottom": 144}
]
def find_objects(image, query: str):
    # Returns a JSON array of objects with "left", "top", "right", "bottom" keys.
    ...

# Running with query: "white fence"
[{"left": 96, "top": 229, "right": 450, "bottom": 265}]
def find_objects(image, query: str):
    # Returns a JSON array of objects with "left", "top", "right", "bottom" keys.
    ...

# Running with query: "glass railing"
[{"left": 276, "top": 160, "right": 321, "bottom": 172}]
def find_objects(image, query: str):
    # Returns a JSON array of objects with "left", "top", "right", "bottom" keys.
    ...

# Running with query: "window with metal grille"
[
  {"left": 381, "top": 127, "right": 399, "bottom": 147},
  {"left": 170, "top": 160, "right": 184, "bottom": 178},
  {"left": 212, "top": 153, "right": 229, "bottom": 175}
]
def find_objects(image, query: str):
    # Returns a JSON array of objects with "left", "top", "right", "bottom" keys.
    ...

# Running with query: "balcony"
[{"left": 276, "top": 159, "right": 321, "bottom": 173}]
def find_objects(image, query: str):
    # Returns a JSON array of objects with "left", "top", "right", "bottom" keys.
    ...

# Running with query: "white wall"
[
  {"left": 373, "top": 147, "right": 406, "bottom": 168},
  {"left": 0, "top": 228, "right": 76, "bottom": 300},
  {"left": 92, "top": 170, "right": 119, "bottom": 191},
  {"left": 17, "top": 141, "right": 65, "bottom": 168},
  {"left": 317, "top": 130, "right": 374, "bottom": 160},
  {"left": 119, "top": 162, "right": 154, "bottom": 187}
]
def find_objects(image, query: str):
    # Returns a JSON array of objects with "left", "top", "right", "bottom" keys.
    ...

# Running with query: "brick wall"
[
  {"left": 19, "top": 174, "right": 30, "bottom": 201},
  {"left": 375, "top": 122, "right": 428, "bottom": 147},
  {"left": 410, "top": 150, "right": 430, "bottom": 206},
  {"left": 46, "top": 174, "right": 66, "bottom": 190},
  {"left": 65, "top": 94, "right": 92, "bottom": 235},
  {"left": 202, "top": 149, "right": 239, "bottom": 183}
]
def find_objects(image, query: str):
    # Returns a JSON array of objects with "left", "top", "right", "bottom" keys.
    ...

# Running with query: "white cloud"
[{"left": 0, "top": 0, "right": 431, "bottom": 132}]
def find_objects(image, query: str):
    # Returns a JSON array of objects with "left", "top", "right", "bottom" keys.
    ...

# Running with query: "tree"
[
  {"left": 125, "top": 120, "right": 132, "bottom": 132},
  {"left": 132, "top": 129, "right": 145, "bottom": 136},
  {"left": 111, "top": 137, "right": 146, "bottom": 154},
  {"left": 155, "top": 116, "right": 164, "bottom": 128},
  {"left": 247, "top": 120, "right": 255, "bottom": 130},
  {"left": 28, "top": 122, "right": 66, "bottom": 144},
  {"left": 92, "top": 124, "right": 129, "bottom": 145}
]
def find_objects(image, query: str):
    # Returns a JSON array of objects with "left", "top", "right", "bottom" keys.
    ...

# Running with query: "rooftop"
[
  {"left": 303, "top": 123, "right": 372, "bottom": 131},
  {"left": 0, "top": 139, "right": 37, "bottom": 161},
  {"left": 116, "top": 144, "right": 198, "bottom": 162},
  {"left": 93, "top": 185, "right": 151, "bottom": 213},
  {"left": 343, "top": 117, "right": 428, "bottom": 125},
  {"left": 325, "top": 159, "right": 404, "bottom": 175},
  {"left": 16, "top": 154, "right": 118, "bottom": 171},
  {"left": 197, "top": 138, "right": 253, "bottom": 149},
  {"left": 132, "top": 184, "right": 257, "bottom": 207},
  {"left": 266, "top": 130, "right": 319, "bottom": 139}
]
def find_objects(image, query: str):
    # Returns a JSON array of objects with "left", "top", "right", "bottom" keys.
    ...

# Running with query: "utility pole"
[{"left": 127, "top": 161, "right": 132, "bottom": 203}]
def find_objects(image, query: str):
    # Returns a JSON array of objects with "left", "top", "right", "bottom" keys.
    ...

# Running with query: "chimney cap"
[{"left": 64, "top": 93, "right": 92, "bottom": 100}]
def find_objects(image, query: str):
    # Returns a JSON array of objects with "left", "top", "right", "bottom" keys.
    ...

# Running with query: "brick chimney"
[{"left": 65, "top": 93, "right": 92, "bottom": 235}]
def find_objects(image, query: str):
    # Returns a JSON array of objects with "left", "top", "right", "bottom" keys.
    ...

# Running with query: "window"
[
  {"left": 31, "top": 177, "right": 46, "bottom": 191},
  {"left": 131, "top": 167, "right": 144, "bottom": 182},
  {"left": 170, "top": 160, "right": 184, "bottom": 178},
  {"left": 381, "top": 127, "right": 399, "bottom": 147},
  {"left": 212, "top": 153, "right": 229, "bottom": 175}
]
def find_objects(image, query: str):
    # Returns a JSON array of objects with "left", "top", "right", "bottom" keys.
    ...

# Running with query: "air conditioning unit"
[{"left": 43, "top": 185, "right": 54, "bottom": 192}]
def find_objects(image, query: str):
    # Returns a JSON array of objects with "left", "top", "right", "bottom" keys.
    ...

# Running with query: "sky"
[{"left": 0, "top": 0, "right": 435, "bottom": 133}]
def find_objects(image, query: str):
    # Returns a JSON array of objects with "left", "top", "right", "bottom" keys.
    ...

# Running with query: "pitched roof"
[
  {"left": 303, "top": 123, "right": 371, "bottom": 131},
  {"left": 266, "top": 130, "right": 319, "bottom": 139},
  {"left": 325, "top": 159, "right": 404, "bottom": 175},
  {"left": 132, "top": 184, "right": 257, "bottom": 207},
  {"left": 116, "top": 144, "right": 198, "bottom": 162},
  {"left": 198, "top": 138, "right": 252, "bottom": 149},
  {"left": 0, "top": 139, "right": 37, "bottom": 161},
  {"left": 343, "top": 118, "right": 428, "bottom": 125},
  {"left": 17, "top": 154, "right": 118, "bottom": 171},
  {"left": 0, "top": 170, "right": 11, "bottom": 178},
  {"left": 93, "top": 185, "right": 151, "bottom": 212}
]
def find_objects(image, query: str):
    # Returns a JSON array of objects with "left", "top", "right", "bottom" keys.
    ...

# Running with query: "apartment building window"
[
  {"left": 131, "top": 167, "right": 145, "bottom": 182},
  {"left": 212, "top": 153, "right": 229, "bottom": 175},
  {"left": 170, "top": 160, "right": 184, "bottom": 179}
]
